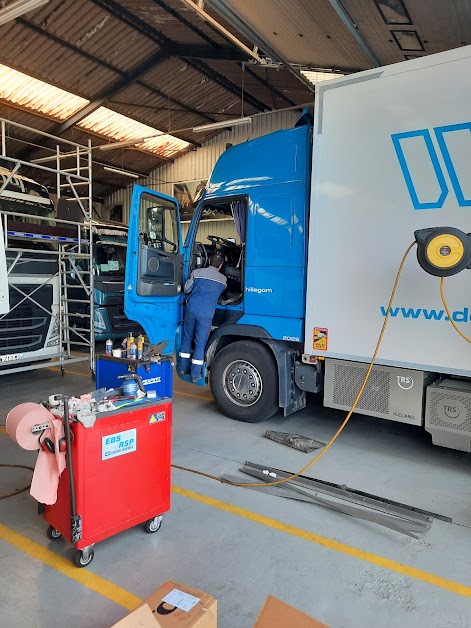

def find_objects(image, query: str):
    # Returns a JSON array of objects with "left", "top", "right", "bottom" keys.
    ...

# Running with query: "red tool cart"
[{"left": 43, "top": 398, "right": 172, "bottom": 567}]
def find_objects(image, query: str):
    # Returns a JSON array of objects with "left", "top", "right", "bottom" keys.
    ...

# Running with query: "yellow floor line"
[
  {"left": 172, "top": 485, "right": 471, "bottom": 599},
  {"left": 2, "top": 485, "right": 471, "bottom": 610},
  {"left": 0, "top": 524, "right": 141, "bottom": 611}
]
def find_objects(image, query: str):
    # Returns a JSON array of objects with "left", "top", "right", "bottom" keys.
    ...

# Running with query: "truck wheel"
[{"left": 210, "top": 340, "right": 278, "bottom": 422}]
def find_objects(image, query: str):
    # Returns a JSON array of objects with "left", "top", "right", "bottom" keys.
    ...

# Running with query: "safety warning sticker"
[
  {"left": 313, "top": 327, "right": 328, "bottom": 351},
  {"left": 149, "top": 411, "right": 165, "bottom": 424},
  {"left": 102, "top": 428, "right": 136, "bottom": 460}
]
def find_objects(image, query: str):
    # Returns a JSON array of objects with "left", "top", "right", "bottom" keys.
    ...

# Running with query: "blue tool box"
[{"left": 96, "top": 354, "right": 173, "bottom": 399}]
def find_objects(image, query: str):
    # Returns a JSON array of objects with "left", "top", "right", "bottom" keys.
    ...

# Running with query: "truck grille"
[
  {"left": 105, "top": 296, "right": 142, "bottom": 334},
  {"left": 0, "top": 284, "right": 53, "bottom": 356}
]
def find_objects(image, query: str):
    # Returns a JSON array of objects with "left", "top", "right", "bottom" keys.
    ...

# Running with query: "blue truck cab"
[{"left": 125, "top": 120, "right": 320, "bottom": 421}]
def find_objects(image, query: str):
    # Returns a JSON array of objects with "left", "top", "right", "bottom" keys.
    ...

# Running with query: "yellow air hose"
[
  {"left": 440, "top": 276, "right": 471, "bottom": 345},
  {"left": 173, "top": 242, "right": 417, "bottom": 487}
]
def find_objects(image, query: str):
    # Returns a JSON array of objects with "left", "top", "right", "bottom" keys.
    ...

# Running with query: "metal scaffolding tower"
[{"left": 0, "top": 118, "right": 94, "bottom": 376}]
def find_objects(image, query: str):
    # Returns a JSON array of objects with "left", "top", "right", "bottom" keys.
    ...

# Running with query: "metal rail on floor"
[{"left": 225, "top": 461, "right": 440, "bottom": 538}]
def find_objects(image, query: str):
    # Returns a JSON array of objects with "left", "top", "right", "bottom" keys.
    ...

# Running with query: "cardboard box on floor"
[
  {"left": 253, "top": 595, "right": 330, "bottom": 628},
  {"left": 111, "top": 580, "right": 217, "bottom": 628}
]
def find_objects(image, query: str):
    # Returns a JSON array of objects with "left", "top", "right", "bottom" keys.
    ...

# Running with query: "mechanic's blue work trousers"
[{"left": 178, "top": 309, "right": 212, "bottom": 381}]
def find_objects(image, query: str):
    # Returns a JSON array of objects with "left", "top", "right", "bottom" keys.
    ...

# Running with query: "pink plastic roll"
[{"left": 6, "top": 403, "right": 55, "bottom": 450}]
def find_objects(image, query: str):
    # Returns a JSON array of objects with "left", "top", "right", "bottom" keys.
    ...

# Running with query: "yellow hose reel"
[{"left": 414, "top": 227, "right": 471, "bottom": 277}]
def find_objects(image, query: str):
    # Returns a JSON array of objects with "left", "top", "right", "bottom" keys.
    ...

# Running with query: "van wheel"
[{"left": 210, "top": 340, "right": 278, "bottom": 422}]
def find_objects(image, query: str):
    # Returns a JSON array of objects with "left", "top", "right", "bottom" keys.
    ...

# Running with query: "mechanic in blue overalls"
[{"left": 178, "top": 253, "right": 227, "bottom": 382}]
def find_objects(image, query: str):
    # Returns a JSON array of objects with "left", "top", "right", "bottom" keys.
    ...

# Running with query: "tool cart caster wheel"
[
  {"left": 74, "top": 547, "right": 94, "bottom": 568},
  {"left": 47, "top": 525, "right": 62, "bottom": 541},
  {"left": 144, "top": 515, "right": 163, "bottom": 533}
]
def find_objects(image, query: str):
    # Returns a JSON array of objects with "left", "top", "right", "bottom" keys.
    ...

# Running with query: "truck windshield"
[{"left": 95, "top": 239, "right": 127, "bottom": 274}]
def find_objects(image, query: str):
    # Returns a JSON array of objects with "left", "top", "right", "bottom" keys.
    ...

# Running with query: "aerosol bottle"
[
  {"left": 129, "top": 341, "right": 137, "bottom": 360},
  {"left": 126, "top": 333, "right": 134, "bottom": 354},
  {"left": 121, "top": 338, "right": 127, "bottom": 358},
  {"left": 137, "top": 334, "right": 144, "bottom": 360},
  {"left": 105, "top": 338, "right": 113, "bottom": 356}
]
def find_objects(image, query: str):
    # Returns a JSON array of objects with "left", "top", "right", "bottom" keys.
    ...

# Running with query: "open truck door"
[
  {"left": 124, "top": 185, "right": 183, "bottom": 354},
  {"left": 0, "top": 220, "right": 9, "bottom": 314}
]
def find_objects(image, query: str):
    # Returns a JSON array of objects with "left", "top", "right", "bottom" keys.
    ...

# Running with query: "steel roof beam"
[
  {"left": 17, "top": 17, "right": 214, "bottom": 134},
  {"left": 152, "top": 0, "right": 296, "bottom": 106},
  {"left": 55, "top": 50, "right": 169, "bottom": 134},
  {"left": 326, "top": 0, "right": 380, "bottom": 68},
  {"left": 178, "top": 0, "right": 263, "bottom": 64},
  {"left": 169, "top": 44, "right": 246, "bottom": 60},
  {"left": 205, "top": 0, "right": 315, "bottom": 93},
  {"left": 90, "top": 0, "right": 270, "bottom": 111}
]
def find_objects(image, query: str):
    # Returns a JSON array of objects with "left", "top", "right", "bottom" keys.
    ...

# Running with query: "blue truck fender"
[{"left": 205, "top": 325, "right": 308, "bottom": 416}]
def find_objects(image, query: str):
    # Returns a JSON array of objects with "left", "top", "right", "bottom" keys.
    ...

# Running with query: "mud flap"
[{"left": 262, "top": 339, "right": 306, "bottom": 417}]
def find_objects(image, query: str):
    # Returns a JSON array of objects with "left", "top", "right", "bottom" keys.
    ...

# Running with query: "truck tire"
[{"left": 210, "top": 340, "right": 278, "bottom": 422}]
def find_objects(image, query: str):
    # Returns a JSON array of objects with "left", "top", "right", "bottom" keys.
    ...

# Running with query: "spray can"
[
  {"left": 129, "top": 342, "right": 137, "bottom": 360},
  {"left": 137, "top": 334, "right": 144, "bottom": 360},
  {"left": 105, "top": 338, "right": 113, "bottom": 356},
  {"left": 121, "top": 338, "right": 127, "bottom": 358},
  {"left": 126, "top": 333, "right": 134, "bottom": 353}
]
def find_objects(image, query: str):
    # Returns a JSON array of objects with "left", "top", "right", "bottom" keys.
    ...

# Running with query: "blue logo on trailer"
[{"left": 392, "top": 122, "right": 471, "bottom": 209}]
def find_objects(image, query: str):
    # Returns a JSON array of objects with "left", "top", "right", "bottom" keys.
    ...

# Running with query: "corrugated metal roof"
[
  {"left": 0, "top": 21, "right": 119, "bottom": 98},
  {"left": 78, "top": 106, "right": 190, "bottom": 157},
  {"left": 0, "top": 0, "right": 464, "bottom": 202},
  {"left": 143, "top": 57, "right": 260, "bottom": 122},
  {"left": 0, "top": 62, "right": 190, "bottom": 159},
  {"left": 119, "top": 0, "right": 243, "bottom": 49},
  {"left": 28, "top": 0, "right": 162, "bottom": 73},
  {"left": 0, "top": 63, "right": 90, "bottom": 120}
]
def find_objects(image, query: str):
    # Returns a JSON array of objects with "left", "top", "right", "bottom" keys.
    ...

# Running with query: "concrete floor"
[{"left": 1, "top": 357, "right": 471, "bottom": 627}]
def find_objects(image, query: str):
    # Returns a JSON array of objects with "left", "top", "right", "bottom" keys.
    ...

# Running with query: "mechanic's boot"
[{"left": 177, "top": 354, "right": 191, "bottom": 376}]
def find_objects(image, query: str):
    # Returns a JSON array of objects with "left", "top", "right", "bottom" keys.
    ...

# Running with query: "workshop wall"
[{"left": 103, "top": 109, "right": 300, "bottom": 222}]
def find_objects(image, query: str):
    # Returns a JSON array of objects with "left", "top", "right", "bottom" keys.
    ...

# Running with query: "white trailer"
[{"left": 304, "top": 45, "right": 471, "bottom": 451}]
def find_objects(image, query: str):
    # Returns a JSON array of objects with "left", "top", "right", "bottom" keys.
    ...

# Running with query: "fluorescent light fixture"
[
  {"left": 0, "top": 0, "right": 49, "bottom": 26},
  {"left": 192, "top": 117, "right": 252, "bottom": 132},
  {"left": 99, "top": 140, "right": 141, "bottom": 151},
  {"left": 103, "top": 166, "right": 140, "bottom": 179}
]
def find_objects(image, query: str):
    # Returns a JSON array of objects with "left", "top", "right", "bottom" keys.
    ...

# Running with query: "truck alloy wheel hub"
[{"left": 222, "top": 360, "right": 262, "bottom": 407}]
